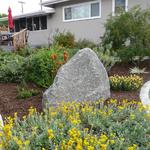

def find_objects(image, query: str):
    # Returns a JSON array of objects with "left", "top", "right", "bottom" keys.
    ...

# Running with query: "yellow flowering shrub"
[
  {"left": 110, "top": 75, "right": 143, "bottom": 91},
  {"left": 0, "top": 100, "right": 150, "bottom": 149}
]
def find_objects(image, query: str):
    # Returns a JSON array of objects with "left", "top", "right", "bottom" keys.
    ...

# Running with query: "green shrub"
[
  {"left": 75, "top": 39, "right": 97, "bottom": 49},
  {"left": 101, "top": 7, "right": 150, "bottom": 62},
  {"left": 53, "top": 31, "right": 75, "bottom": 48},
  {"left": 117, "top": 46, "right": 150, "bottom": 63},
  {"left": 1, "top": 100, "right": 150, "bottom": 149},
  {"left": 15, "top": 46, "right": 38, "bottom": 57},
  {"left": 0, "top": 51, "right": 25, "bottom": 82},
  {"left": 24, "top": 46, "right": 70, "bottom": 88},
  {"left": 110, "top": 75, "right": 143, "bottom": 91}
]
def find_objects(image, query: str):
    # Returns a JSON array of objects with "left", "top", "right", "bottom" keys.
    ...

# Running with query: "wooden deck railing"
[{"left": 12, "top": 28, "right": 28, "bottom": 50}]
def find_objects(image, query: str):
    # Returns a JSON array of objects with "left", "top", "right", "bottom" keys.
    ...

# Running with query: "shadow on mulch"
[{"left": 0, "top": 60, "right": 150, "bottom": 118}]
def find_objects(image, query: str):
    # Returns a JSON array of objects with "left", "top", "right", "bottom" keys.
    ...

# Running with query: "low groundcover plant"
[{"left": 0, "top": 100, "right": 150, "bottom": 150}]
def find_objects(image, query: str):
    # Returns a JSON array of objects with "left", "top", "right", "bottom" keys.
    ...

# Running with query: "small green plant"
[
  {"left": 75, "top": 39, "right": 97, "bottom": 49},
  {"left": 130, "top": 67, "right": 149, "bottom": 74},
  {"left": 53, "top": 31, "right": 75, "bottom": 48},
  {"left": 17, "top": 80, "right": 39, "bottom": 99},
  {"left": 17, "top": 86, "right": 39, "bottom": 99},
  {"left": 110, "top": 75, "right": 143, "bottom": 91},
  {"left": 17, "top": 87, "right": 32, "bottom": 99}
]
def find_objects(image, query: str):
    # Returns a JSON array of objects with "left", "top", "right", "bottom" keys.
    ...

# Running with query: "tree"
[{"left": 0, "top": 13, "right": 8, "bottom": 29}]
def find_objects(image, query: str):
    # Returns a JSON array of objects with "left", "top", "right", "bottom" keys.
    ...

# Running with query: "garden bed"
[{"left": 0, "top": 59, "right": 150, "bottom": 118}]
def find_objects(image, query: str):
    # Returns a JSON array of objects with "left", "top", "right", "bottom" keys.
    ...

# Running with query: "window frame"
[
  {"left": 14, "top": 15, "right": 47, "bottom": 32},
  {"left": 112, "top": 0, "right": 128, "bottom": 16},
  {"left": 62, "top": 0, "right": 101, "bottom": 22}
]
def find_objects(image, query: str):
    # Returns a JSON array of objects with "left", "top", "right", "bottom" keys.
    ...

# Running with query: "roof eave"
[
  {"left": 41, "top": 0, "right": 70, "bottom": 7},
  {"left": 0, "top": 9, "right": 55, "bottom": 21}
]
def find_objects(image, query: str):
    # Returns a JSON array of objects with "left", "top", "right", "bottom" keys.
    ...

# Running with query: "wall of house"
[
  {"left": 28, "top": 29, "right": 51, "bottom": 47},
  {"left": 47, "top": 0, "right": 112, "bottom": 43},
  {"left": 128, "top": 0, "right": 150, "bottom": 9},
  {"left": 46, "top": 0, "right": 150, "bottom": 44}
]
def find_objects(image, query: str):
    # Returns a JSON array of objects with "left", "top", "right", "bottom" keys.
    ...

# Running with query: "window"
[
  {"left": 40, "top": 16, "right": 47, "bottom": 30},
  {"left": 14, "top": 15, "right": 47, "bottom": 32},
  {"left": 33, "top": 17, "right": 40, "bottom": 30},
  {"left": 14, "top": 20, "right": 19, "bottom": 32},
  {"left": 112, "top": 0, "right": 128, "bottom": 15},
  {"left": 63, "top": 1, "right": 101, "bottom": 21},
  {"left": 27, "top": 18, "right": 33, "bottom": 31},
  {"left": 20, "top": 18, "right": 26, "bottom": 30}
]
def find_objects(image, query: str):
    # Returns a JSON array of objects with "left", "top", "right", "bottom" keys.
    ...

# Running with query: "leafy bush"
[
  {"left": 1, "top": 100, "right": 150, "bottom": 149},
  {"left": 102, "top": 7, "right": 150, "bottom": 62},
  {"left": 110, "top": 75, "right": 143, "bottom": 91},
  {"left": 75, "top": 39, "right": 97, "bottom": 49},
  {"left": 117, "top": 46, "right": 150, "bottom": 63},
  {"left": 15, "top": 46, "right": 38, "bottom": 57},
  {"left": 0, "top": 51, "right": 25, "bottom": 82},
  {"left": 53, "top": 31, "right": 75, "bottom": 48},
  {"left": 93, "top": 44, "right": 120, "bottom": 72},
  {"left": 24, "top": 46, "right": 69, "bottom": 88}
]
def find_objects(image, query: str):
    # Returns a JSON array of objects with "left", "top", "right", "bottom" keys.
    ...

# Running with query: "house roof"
[
  {"left": 41, "top": 0, "right": 71, "bottom": 7},
  {"left": 0, "top": 8, "right": 55, "bottom": 22}
]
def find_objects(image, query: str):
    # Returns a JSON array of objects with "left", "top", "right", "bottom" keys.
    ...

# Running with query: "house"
[{"left": 0, "top": 0, "right": 150, "bottom": 47}]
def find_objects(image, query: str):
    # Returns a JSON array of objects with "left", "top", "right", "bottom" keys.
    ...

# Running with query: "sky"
[{"left": 0, "top": 0, "right": 46, "bottom": 16}]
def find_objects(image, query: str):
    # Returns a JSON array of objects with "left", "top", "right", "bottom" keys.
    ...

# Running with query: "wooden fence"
[{"left": 12, "top": 28, "right": 28, "bottom": 50}]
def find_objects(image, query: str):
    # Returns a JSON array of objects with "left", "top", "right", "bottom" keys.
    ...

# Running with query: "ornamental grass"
[{"left": 0, "top": 100, "right": 150, "bottom": 150}]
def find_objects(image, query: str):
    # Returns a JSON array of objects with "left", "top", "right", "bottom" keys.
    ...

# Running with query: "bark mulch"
[
  {"left": 0, "top": 60, "right": 150, "bottom": 118},
  {"left": 109, "top": 60, "right": 150, "bottom": 102}
]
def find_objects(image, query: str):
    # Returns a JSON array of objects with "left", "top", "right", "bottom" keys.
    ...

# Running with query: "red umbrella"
[{"left": 8, "top": 7, "right": 14, "bottom": 30}]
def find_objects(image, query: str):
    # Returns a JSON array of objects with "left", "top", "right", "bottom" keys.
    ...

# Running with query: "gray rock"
[
  {"left": 43, "top": 48, "right": 110, "bottom": 107},
  {"left": 140, "top": 81, "right": 150, "bottom": 105}
]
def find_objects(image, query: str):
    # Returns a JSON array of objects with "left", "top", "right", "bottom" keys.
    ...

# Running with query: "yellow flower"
[
  {"left": 109, "top": 140, "right": 115, "bottom": 144},
  {"left": 24, "top": 140, "right": 30, "bottom": 146},
  {"left": 68, "top": 128, "right": 81, "bottom": 139},
  {"left": 83, "top": 139, "right": 89, "bottom": 147},
  {"left": 99, "top": 134, "right": 108, "bottom": 143},
  {"left": 28, "top": 107, "right": 36, "bottom": 116},
  {"left": 48, "top": 129, "right": 54, "bottom": 139},
  {"left": 128, "top": 144, "right": 137, "bottom": 150},
  {"left": 67, "top": 139, "right": 74, "bottom": 146},
  {"left": 13, "top": 136, "right": 23, "bottom": 149},
  {"left": 87, "top": 146, "right": 94, "bottom": 150},
  {"left": 130, "top": 113, "right": 135, "bottom": 120},
  {"left": 3, "top": 124, "right": 12, "bottom": 141},
  {"left": 100, "top": 144, "right": 107, "bottom": 150},
  {"left": 76, "top": 144, "right": 82, "bottom": 150}
]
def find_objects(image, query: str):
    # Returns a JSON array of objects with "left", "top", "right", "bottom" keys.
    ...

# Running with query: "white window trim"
[
  {"left": 112, "top": 0, "right": 128, "bottom": 16},
  {"left": 62, "top": 0, "right": 101, "bottom": 22}
]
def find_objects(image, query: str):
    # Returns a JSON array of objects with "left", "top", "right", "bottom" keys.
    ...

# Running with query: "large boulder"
[{"left": 43, "top": 48, "right": 110, "bottom": 107}]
